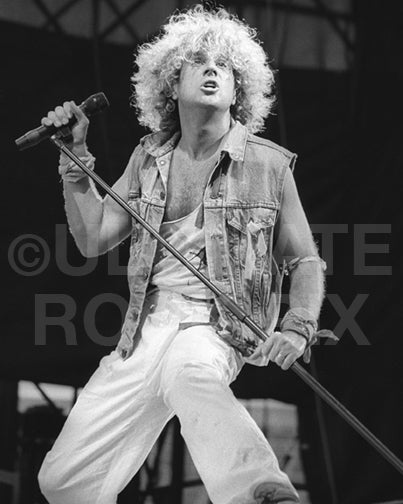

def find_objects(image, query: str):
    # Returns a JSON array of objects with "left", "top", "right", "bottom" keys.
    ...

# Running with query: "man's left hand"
[{"left": 253, "top": 331, "right": 307, "bottom": 370}]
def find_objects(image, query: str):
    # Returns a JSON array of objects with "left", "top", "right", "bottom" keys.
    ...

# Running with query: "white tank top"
[{"left": 151, "top": 204, "right": 213, "bottom": 299}]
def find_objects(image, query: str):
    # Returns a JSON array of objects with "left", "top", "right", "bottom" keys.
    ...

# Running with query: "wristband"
[
  {"left": 59, "top": 151, "right": 95, "bottom": 183},
  {"left": 280, "top": 308, "right": 339, "bottom": 363},
  {"left": 280, "top": 307, "right": 318, "bottom": 343}
]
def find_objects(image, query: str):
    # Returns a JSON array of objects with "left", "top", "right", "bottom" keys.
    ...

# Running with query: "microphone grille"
[{"left": 81, "top": 92, "right": 109, "bottom": 117}]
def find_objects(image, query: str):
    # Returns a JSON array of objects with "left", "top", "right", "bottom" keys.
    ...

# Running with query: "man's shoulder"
[{"left": 246, "top": 132, "right": 296, "bottom": 161}]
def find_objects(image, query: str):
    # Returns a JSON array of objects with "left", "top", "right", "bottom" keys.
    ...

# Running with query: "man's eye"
[
  {"left": 216, "top": 60, "right": 229, "bottom": 68},
  {"left": 192, "top": 54, "right": 205, "bottom": 65}
]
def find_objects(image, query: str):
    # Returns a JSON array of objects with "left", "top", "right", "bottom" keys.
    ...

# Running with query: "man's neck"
[{"left": 177, "top": 110, "right": 231, "bottom": 161}]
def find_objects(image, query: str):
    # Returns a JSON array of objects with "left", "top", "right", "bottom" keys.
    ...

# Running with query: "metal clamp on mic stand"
[{"left": 48, "top": 132, "right": 403, "bottom": 477}]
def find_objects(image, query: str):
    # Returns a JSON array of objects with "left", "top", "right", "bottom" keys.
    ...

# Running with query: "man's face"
[{"left": 172, "top": 50, "right": 236, "bottom": 113}]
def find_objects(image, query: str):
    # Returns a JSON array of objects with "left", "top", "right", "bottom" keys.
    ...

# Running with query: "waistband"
[{"left": 146, "top": 287, "right": 214, "bottom": 305}]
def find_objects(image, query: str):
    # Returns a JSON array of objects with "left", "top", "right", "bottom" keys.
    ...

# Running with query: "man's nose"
[{"left": 203, "top": 60, "right": 218, "bottom": 76}]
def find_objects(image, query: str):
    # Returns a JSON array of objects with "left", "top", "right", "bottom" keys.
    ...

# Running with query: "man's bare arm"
[
  {"left": 257, "top": 168, "right": 325, "bottom": 369},
  {"left": 63, "top": 167, "right": 132, "bottom": 257},
  {"left": 275, "top": 168, "right": 325, "bottom": 318},
  {"left": 42, "top": 101, "right": 132, "bottom": 257}
]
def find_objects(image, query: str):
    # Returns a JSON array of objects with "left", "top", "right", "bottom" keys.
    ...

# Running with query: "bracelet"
[
  {"left": 59, "top": 151, "right": 96, "bottom": 183},
  {"left": 280, "top": 307, "right": 318, "bottom": 343},
  {"left": 302, "top": 328, "right": 339, "bottom": 363},
  {"left": 286, "top": 255, "right": 327, "bottom": 275},
  {"left": 280, "top": 308, "right": 339, "bottom": 363}
]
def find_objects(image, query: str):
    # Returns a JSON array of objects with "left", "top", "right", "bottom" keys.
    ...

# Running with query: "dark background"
[{"left": 1, "top": 1, "right": 402, "bottom": 503}]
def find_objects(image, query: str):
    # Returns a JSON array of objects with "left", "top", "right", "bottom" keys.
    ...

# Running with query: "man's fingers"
[
  {"left": 70, "top": 101, "right": 88, "bottom": 124},
  {"left": 55, "top": 105, "right": 68, "bottom": 125},
  {"left": 45, "top": 110, "right": 58, "bottom": 126},
  {"left": 40, "top": 100, "right": 89, "bottom": 149},
  {"left": 274, "top": 350, "right": 288, "bottom": 367},
  {"left": 260, "top": 338, "right": 275, "bottom": 358},
  {"left": 281, "top": 354, "right": 296, "bottom": 370},
  {"left": 261, "top": 331, "right": 305, "bottom": 369},
  {"left": 268, "top": 345, "right": 283, "bottom": 364},
  {"left": 42, "top": 107, "right": 69, "bottom": 128},
  {"left": 63, "top": 101, "right": 73, "bottom": 119},
  {"left": 41, "top": 116, "right": 52, "bottom": 126}
]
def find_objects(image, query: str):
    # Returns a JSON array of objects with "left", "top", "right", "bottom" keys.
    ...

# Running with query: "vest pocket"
[
  {"left": 226, "top": 207, "right": 276, "bottom": 270},
  {"left": 225, "top": 206, "right": 277, "bottom": 313}
]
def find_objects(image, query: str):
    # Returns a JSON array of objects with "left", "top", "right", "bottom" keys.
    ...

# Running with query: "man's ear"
[{"left": 171, "top": 82, "right": 178, "bottom": 101}]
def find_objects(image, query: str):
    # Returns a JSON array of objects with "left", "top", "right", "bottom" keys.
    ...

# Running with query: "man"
[{"left": 38, "top": 5, "right": 325, "bottom": 504}]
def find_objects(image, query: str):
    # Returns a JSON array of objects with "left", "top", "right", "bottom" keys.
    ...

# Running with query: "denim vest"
[{"left": 117, "top": 121, "right": 296, "bottom": 360}]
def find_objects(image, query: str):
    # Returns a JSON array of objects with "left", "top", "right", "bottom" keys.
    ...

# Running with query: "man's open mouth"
[{"left": 201, "top": 80, "right": 219, "bottom": 90}]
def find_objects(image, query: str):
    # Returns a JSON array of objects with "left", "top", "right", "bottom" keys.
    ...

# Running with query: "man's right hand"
[{"left": 41, "top": 101, "right": 89, "bottom": 156}]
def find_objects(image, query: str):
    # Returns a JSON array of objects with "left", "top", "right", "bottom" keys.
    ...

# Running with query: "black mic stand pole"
[{"left": 49, "top": 134, "right": 403, "bottom": 477}]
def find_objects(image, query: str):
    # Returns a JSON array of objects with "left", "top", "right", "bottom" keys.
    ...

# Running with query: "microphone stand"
[{"left": 50, "top": 135, "right": 403, "bottom": 477}]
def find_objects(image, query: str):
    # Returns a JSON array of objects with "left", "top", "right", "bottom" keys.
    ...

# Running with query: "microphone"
[{"left": 15, "top": 92, "right": 109, "bottom": 151}]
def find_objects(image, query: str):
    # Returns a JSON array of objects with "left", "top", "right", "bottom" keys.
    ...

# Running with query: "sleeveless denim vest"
[{"left": 117, "top": 121, "right": 296, "bottom": 360}]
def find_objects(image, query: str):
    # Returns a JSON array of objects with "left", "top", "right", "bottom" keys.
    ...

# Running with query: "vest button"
[{"left": 160, "top": 191, "right": 166, "bottom": 200}]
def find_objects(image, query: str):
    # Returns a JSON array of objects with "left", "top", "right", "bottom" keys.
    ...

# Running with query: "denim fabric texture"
[{"left": 117, "top": 121, "right": 297, "bottom": 360}]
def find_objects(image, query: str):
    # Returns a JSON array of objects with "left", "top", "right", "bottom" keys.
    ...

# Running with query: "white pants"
[{"left": 38, "top": 290, "right": 299, "bottom": 504}]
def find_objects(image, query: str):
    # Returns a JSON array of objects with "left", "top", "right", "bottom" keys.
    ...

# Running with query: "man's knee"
[
  {"left": 38, "top": 458, "right": 58, "bottom": 501},
  {"left": 38, "top": 455, "right": 76, "bottom": 504}
]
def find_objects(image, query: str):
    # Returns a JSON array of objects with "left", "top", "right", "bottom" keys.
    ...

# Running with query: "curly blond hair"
[{"left": 131, "top": 4, "right": 275, "bottom": 133}]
